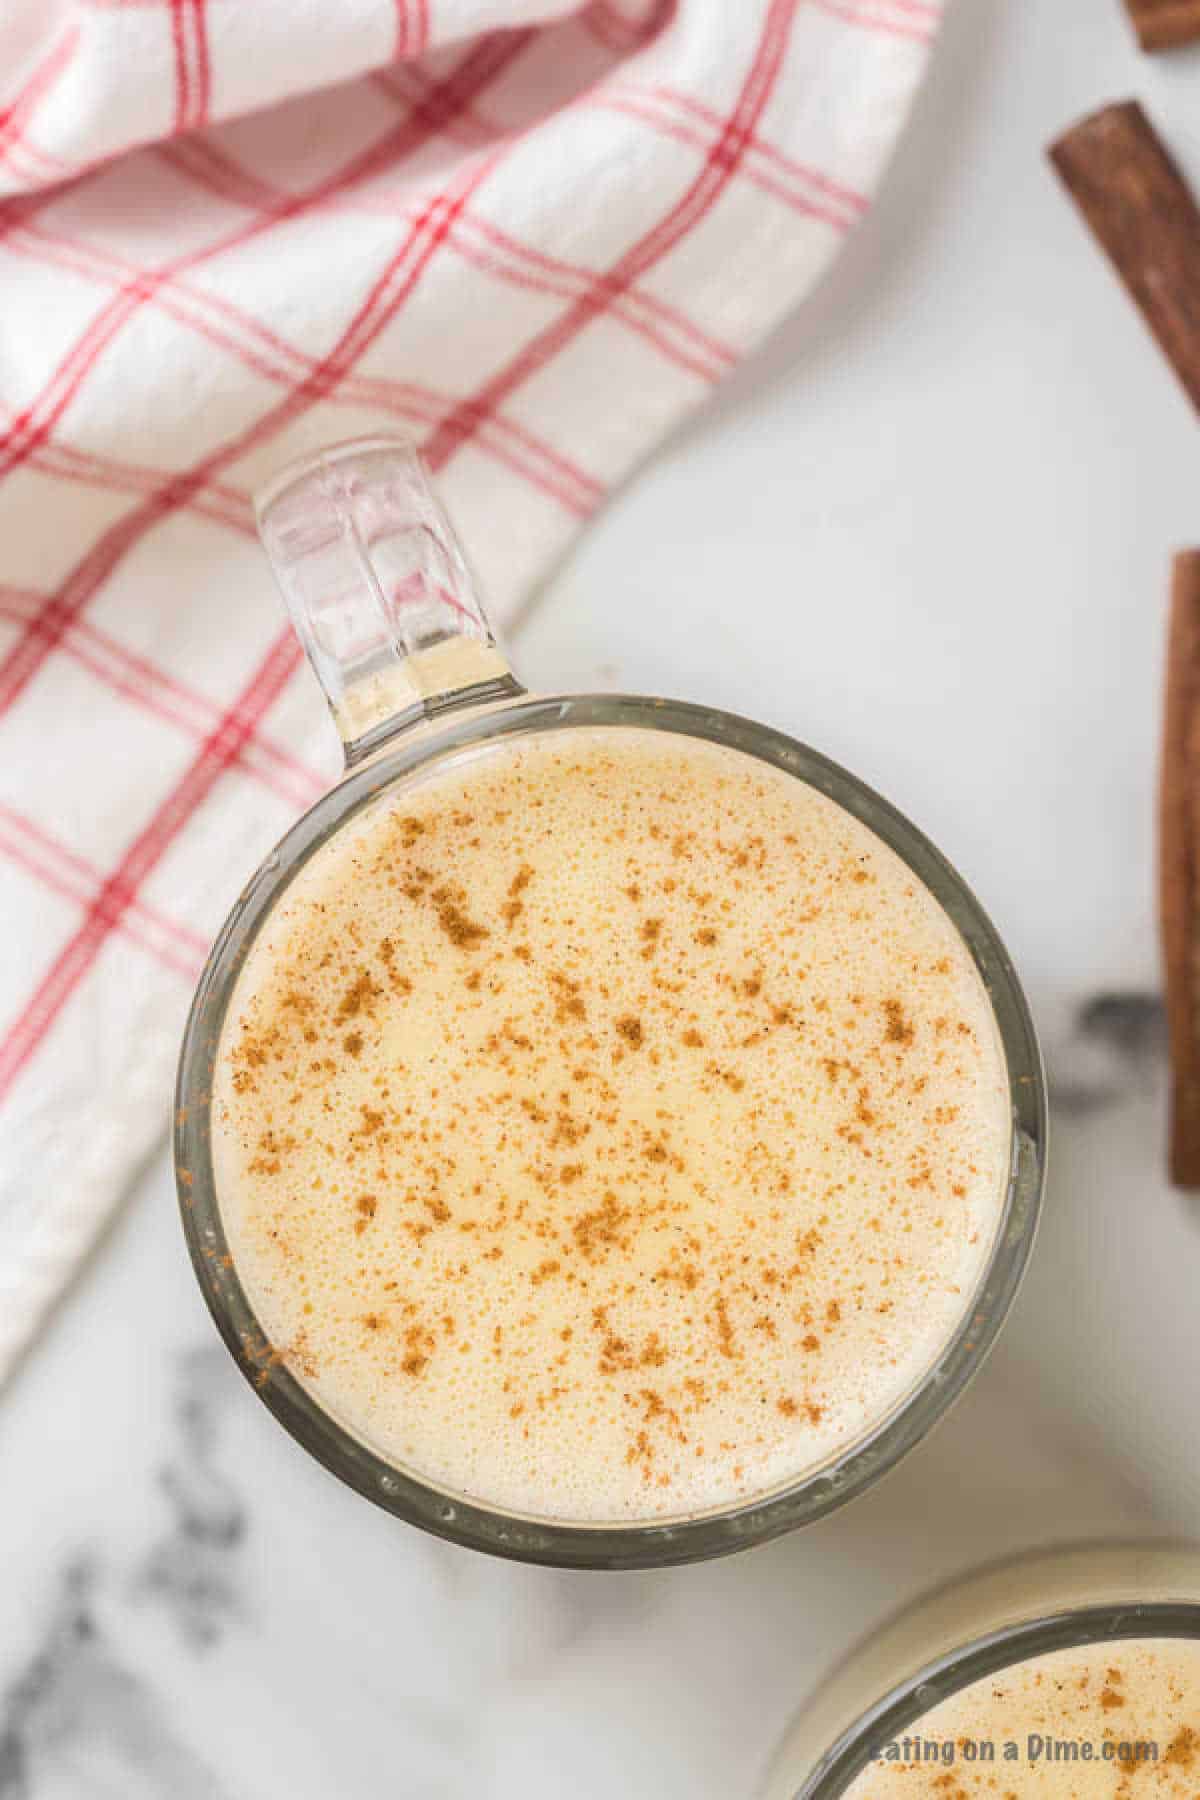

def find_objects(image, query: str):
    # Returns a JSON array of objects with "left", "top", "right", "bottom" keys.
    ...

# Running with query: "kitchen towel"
[{"left": 0, "top": 0, "right": 942, "bottom": 1384}]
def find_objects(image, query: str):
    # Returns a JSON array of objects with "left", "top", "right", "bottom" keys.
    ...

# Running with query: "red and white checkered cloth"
[{"left": 0, "top": 0, "right": 942, "bottom": 1385}]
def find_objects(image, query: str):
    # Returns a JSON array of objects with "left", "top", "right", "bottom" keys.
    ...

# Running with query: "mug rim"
[
  {"left": 175, "top": 692, "right": 1047, "bottom": 1569},
  {"left": 792, "top": 1595, "right": 1200, "bottom": 1798}
]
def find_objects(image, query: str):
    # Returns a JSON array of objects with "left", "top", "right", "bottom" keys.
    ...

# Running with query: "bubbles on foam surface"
[
  {"left": 844, "top": 1637, "right": 1200, "bottom": 1797},
  {"left": 211, "top": 728, "right": 1010, "bottom": 1524}
]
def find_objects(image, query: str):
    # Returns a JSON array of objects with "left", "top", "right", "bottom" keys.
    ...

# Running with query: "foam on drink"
[
  {"left": 211, "top": 728, "right": 1011, "bottom": 1522},
  {"left": 846, "top": 1636, "right": 1200, "bottom": 1795}
]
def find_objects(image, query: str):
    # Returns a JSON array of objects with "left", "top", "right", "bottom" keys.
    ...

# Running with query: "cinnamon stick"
[
  {"left": 1124, "top": 0, "right": 1200, "bottom": 49},
  {"left": 1160, "top": 551, "right": 1200, "bottom": 1187},
  {"left": 1049, "top": 101, "right": 1200, "bottom": 415}
]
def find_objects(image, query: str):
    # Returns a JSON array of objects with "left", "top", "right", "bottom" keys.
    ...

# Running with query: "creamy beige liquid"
[
  {"left": 844, "top": 1638, "right": 1200, "bottom": 1797},
  {"left": 212, "top": 727, "right": 1010, "bottom": 1522},
  {"left": 762, "top": 1548, "right": 1200, "bottom": 1800}
]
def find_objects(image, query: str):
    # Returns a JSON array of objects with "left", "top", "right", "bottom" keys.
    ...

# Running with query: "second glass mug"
[
  {"left": 762, "top": 1542, "right": 1200, "bottom": 1797},
  {"left": 175, "top": 435, "right": 1046, "bottom": 1570}
]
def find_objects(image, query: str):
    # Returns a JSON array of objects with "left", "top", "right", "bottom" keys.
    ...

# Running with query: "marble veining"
[
  {"left": 134, "top": 1349, "right": 247, "bottom": 1653},
  {"left": 0, "top": 1553, "right": 229, "bottom": 1800},
  {"left": 1047, "top": 989, "right": 1166, "bottom": 1116},
  {"left": 6, "top": 3, "right": 1200, "bottom": 1793},
  {"left": 0, "top": 1350, "right": 249, "bottom": 1798}
]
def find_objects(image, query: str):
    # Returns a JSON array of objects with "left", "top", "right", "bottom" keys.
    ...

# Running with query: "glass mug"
[
  {"left": 175, "top": 435, "right": 1046, "bottom": 1569},
  {"left": 762, "top": 1542, "right": 1200, "bottom": 1798}
]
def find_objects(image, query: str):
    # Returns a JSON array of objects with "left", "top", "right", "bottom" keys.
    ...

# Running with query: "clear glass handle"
[{"left": 255, "top": 436, "right": 521, "bottom": 768}]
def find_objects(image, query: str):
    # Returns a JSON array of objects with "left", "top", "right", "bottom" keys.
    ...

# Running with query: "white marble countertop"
[{"left": 4, "top": 4, "right": 1200, "bottom": 1796}]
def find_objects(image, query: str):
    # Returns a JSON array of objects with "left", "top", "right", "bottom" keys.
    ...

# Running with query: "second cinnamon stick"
[
  {"left": 1160, "top": 551, "right": 1200, "bottom": 1187},
  {"left": 1049, "top": 101, "right": 1200, "bottom": 415},
  {"left": 1125, "top": 0, "right": 1200, "bottom": 49}
]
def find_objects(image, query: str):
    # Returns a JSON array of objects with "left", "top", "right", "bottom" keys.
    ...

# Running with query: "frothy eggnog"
[
  {"left": 846, "top": 1637, "right": 1200, "bottom": 1796},
  {"left": 211, "top": 728, "right": 1011, "bottom": 1522}
]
